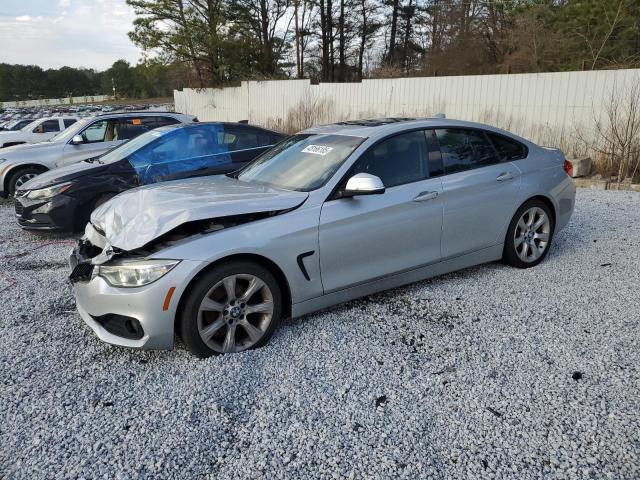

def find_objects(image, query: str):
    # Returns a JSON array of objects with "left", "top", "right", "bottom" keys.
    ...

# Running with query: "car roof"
[
  {"left": 93, "top": 111, "right": 188, "bottom": 118},
  {"left": 302, "top": 117, "right": 530, "bottom": 143},
  {"left": 158, "top": 121, "right": 280, "bottom": 133}
]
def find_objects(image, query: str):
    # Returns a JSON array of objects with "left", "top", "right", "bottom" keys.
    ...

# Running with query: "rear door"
[
  {"left": 435, "top": 128, "right": 522, "bottom": 259},
  {"left": 319, "top": 129, "right": 443, "bottom": 293}
]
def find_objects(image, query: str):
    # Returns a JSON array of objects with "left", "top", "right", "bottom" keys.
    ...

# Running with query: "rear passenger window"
[
  {"left": 350, "top": 130, "right": 428, "bottom": 187},
  {"left": 64, "top": 119, "right": 77, "bottom": 128},
  {"left": 487, "top": 133, "right": 527, "bottom": 161},
  {"left": 117, "top": 119, "right": 152, "bottom": 140},
  {"left": 435, "top": 129, "right": 500, "bottom": 174},
  {"left": 217, "top": 127, "right": 274, "bottom": 151},
  {"left": 40, "top": 120, "right": 60, "bottom": 133}
]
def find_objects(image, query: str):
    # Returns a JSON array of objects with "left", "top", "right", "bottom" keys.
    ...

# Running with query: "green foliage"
[{"left": 0, "top": 60, "right": 175, "bottom": 102}]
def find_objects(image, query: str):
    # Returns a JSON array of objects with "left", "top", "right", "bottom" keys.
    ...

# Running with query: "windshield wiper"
[{"left": 84, "top": 156, "right": 103, "bottom": 164}]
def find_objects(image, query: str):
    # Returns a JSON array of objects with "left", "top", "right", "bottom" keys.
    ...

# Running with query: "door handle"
[
  {"left": 413, "top": 191, "right": 439, "bottom": 202},
  {"left": 496, "top": 172, "right": 515, "bottom": 182}
]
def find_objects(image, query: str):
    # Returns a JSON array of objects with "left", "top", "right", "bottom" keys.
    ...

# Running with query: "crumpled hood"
[{"left": 90, "top": 175, "right": 309, "bottom": 251}]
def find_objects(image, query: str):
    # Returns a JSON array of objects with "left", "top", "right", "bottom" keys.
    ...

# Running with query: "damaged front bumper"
[{"left": 69, "top": 226, "right": 206, "bottom": 350}]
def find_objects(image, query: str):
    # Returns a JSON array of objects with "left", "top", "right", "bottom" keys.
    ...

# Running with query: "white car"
[{"left": 0, "top": 117, "right": 79, "bottom": 148}]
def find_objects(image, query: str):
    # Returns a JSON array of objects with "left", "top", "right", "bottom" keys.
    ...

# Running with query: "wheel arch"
[
  {"left": 174, "top": 253, "right": 293, "bottom": 333},
  {"left": 3, "top": 163, "right": 50, "bottom": 192},
  {"left": 522, "top": 194, "right": 557, "bottom": 225}
]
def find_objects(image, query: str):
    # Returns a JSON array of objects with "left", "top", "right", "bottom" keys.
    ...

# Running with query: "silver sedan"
[{"left": 69, "top": 117, "right": 576, "bottom": 356}]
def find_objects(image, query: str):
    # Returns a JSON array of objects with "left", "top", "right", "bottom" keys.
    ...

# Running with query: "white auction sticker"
[{"left": 301, "top": 144, "right": 333, "bottom": 156}]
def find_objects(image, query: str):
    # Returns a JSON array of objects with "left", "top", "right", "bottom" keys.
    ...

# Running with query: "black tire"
[
  {"left": 7, "top": 167, "right": 44, "bottom": 196},
  {"left": 178, "top": 260, "right": 282, "bottom": 357},
  {"left": 503, "top": 199, "right": 555, "bottom": 269}
]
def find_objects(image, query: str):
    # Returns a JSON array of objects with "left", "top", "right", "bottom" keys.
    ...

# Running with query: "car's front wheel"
[
  {"left": 179, "top": 260, "right": 282, "bottom": 357},
  {"left": 7, "top": 167, "right": 43, "bottom": 196},
  {"left": 503, "top": 199, "right": 555, "bottom": 268}
]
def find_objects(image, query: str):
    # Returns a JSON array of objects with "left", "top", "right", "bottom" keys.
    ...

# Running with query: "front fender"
[
  {"left": 0, "top": 160, "right": 51, "bottom": 195},
  {"left": 149, "top": 204, "right": 323, "bottom": 304}
]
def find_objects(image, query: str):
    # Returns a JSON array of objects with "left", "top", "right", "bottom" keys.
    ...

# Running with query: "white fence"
[
  {"left": 174, "top": 69, "right": 640, "bottom": 154},
  {"left": 1, "top": 95, "right": 113, "bottom": 108}
]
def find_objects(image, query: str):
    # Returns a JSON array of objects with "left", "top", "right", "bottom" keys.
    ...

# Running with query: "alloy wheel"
[
  {"left": 15, "top": 173, "right": 38, "bottom": 190},
  {"left": 514, "top": 207, "right": 551, "bottom": 263},
  {"left": 197, "top": 273, "right": 274, "bottom": 353}
]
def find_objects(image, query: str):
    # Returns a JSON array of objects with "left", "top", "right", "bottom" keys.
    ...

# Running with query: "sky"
[{"left": 0, "top": 0, "right": 142, "bottom": 71}]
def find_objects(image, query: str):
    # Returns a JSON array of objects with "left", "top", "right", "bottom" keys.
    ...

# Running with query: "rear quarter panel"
[{"left": 512, "top": 146, "right": 576, "bottom": 232}]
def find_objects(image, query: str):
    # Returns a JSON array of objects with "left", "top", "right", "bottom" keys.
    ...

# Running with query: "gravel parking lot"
[{"left": 1, "top": 189, "right": 639, "bottom": 479}]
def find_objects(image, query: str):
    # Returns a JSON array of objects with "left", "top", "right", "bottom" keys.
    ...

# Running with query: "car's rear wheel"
[
  {"left": 7, "top": 167, "right": 43, "bottom": 196},
  {"left": 179, "top": 261, "right": 282, "bottom": 357},
  {"left": 503, "top": 199, "right": 555, "bottom": 268}
]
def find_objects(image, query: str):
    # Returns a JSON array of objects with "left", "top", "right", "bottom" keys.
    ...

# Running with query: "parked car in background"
[
  {"left": 68, "top": 117, "right": 576, "bottom": 356},
  {"left": 0, "top": 118, "right": 35, "bottom": 131},
  {"left": 0, "top": 117, "right": 79, "bottom": 149},
  {"left": 15, "top": 122, "right": 285, "bottom": 232},
  {"left": 0, "top": 112, "right": 195, "bottom": 197}
]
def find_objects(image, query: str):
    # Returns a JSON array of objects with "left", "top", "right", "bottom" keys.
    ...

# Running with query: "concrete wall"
[{"left": 1, "top": 95, "right": 113, "bottom": 108}]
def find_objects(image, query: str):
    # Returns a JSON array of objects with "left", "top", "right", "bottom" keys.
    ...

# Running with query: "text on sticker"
[{"left": 302, "top": 145, "right": 334, "bottom": 156}]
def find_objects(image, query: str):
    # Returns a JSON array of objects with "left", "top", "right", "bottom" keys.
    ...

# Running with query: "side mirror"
[
  {"left": 34, "top": 125, "right": 44, "bottom": 134},
  {"left": 342, "top": 173, "right": 385, "bottom": 197},
  {"left": 71, "top": 135, "right": 84, "bottom": 145}
]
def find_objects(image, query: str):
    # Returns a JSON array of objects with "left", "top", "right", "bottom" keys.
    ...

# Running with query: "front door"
[
  {"left": 319, "top": 130, "right": 443, "bottom": 293},
  {"left": 60, "top": 118, "right": 122, "bottom": 166}
]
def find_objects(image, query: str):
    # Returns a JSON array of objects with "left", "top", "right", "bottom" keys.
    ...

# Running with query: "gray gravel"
[{"left": 1, "top": 189, "right": 639, "bottom": 479}]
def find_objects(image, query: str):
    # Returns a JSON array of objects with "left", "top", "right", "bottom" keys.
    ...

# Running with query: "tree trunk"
[
  {"left": 401, "top": 0, "right": 413, "bottom": 72},
  {"left": 338, "top": 0, "right": 345, "bottom": 81},
  {"left": 388, "top": 0, "right": 400, "bottom": 65},
  {"left": 294, "top": 0, "right": 302, "bottom": 78},
  {"left": 320, "top": 0, "right": 329, "bottom": 81},
  {"left": 358, "top": 0, "right": 367, "bottom": 80},
  {"left": 259, "top": 0, "right": 272, "bottom": 74},
  {"left": 328, "top": 0, "right": 334, "bottom": 81}
]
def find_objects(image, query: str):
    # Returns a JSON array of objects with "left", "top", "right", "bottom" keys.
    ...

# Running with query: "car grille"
[
  {"left": 69, "top": 263, "right": 94, "bottom": 283},
  {"left": 14, "top": 200, "right": 24, "bottom": 216}
]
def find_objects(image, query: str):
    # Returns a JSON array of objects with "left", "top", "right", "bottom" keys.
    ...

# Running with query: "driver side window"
[
  {"left": 349, "top": 130, "right": 429, "bottom": 188},
  {"left": 81, "top": 120, "right": 109, "bottom": 143}
]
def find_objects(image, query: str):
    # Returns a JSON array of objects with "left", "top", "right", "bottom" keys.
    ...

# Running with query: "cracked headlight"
[
  {"left": 24, "top": 181, "right": 72, "bottom": 200},
  {"left": 97, "top": 259, "right": 180, "bottom": 287}
]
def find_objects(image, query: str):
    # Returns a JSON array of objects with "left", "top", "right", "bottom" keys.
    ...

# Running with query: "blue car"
[{"left": 14, "top": 122, "right": 285, "bottom": 232}]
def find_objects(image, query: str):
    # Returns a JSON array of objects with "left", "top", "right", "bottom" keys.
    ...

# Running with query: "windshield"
[
  {"left": 236, "top": 134, "right": 364, "bottom": 191},
  {"left": 97, "top": 128, "right": 171, "bottom": 164},
  {"left": 21, "top": 119, "right": 41, "bottom": 132},
  {"left": 49, "top": 118, "right": 92, "bottom": 143}
]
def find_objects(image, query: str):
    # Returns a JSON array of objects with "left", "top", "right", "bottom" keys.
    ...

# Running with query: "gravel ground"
[{"left": 1, "top": 189, "right": 639, "bottom": 479}]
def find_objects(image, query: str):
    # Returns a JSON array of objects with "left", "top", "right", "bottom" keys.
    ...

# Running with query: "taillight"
[{"left": 563, "top": 159, "right": 573, "bottom": 177}]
